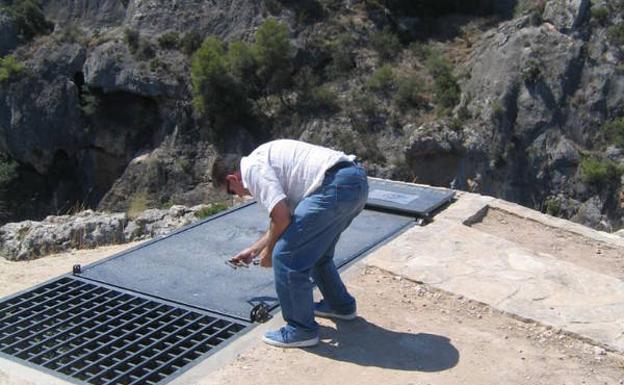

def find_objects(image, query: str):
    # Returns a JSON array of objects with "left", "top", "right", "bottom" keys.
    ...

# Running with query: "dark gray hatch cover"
[
  {"left": 77, "top": 203, "right": 414, "bottom": 322},
  {"left": 366, "top": 178, "right": 455, "bottom": 217}
]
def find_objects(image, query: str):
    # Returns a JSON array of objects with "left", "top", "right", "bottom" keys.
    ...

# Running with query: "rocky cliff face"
[
  {"left": 407, "top": 0, "right": 624, "bottom": 230},
  {"left": 0, "top": 0, "right": 264, "bottom": 220},
  {"left": 1, "top": 0, "right": 623, "bottom": 232},
  {"left": 0, "top": 10, "right": 18, "bottom": 55}
]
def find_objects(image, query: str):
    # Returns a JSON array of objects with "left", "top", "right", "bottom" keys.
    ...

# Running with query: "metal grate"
[{"left": 0, "top": 277, "right": 247, "bottom": 385}]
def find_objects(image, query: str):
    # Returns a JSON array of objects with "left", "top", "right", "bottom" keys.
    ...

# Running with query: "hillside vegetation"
[{"left": 0, "top": 0, "right": 623, "bottom": 232}]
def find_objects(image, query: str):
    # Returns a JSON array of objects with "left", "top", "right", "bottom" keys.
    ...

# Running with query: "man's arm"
[
  {"left": 230, "top": 199, "right": 290, "bottom": 267},
  {"left": 258, "top": 200, "right": 291, "bottom": 267}
]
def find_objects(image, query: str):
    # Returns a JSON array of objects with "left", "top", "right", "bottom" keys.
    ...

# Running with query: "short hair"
[{"left": 211, "top": 153, "right": 242, "bottom": 188}]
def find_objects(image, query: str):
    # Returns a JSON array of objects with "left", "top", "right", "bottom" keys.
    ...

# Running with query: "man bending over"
[{"left": 212, "top": 139, "right": 368, "bottom": 348}]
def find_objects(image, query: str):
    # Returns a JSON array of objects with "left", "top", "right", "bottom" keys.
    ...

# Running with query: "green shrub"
[
  {"left": 309, "top": 85, "right": 339, "bottom": 113},
  {"left": 293, "top": 67, "right": 338, "bottom": 114},
  {"left": 127, "top": 192, "right": 149, "bottom": 219},
  {"left": 225, "top": 41, "right": 256, "bottom": 94},
  {"left": 394, "top": 74, "right": 423, "bottom": 110},
  {"left": 190, "top": 19, "right": 294, "bottom": 129},
  {"left": 544, "top": 196, "right": 561, "bottom": 216},
  {"left": 580, "top": 157, "right": 624, "bottom": 185},
  {"left": 3, "top": 0, "right": 53, "bottom": 42},
  {"left": 0, "top": 153, "right": 17, "bottom": 186},
  {"left": 0, "top": 55, "right": 24, "bottom": 83},
  {"left": 522, "top": 58, "right": 542, "bottom": 84},
  {"left": 135, "top": 40, "right": 155, "bottom": 60},
  {"left": 252, "top": 19, "right": 294, "bottom": 93},
  {"left": 408, "top": 42, "right": 432, "bottom": 61},
  {"left": 124, "top": 28, "right": 140, "bottom": 54},
  {"left": 371, "top": 27, "right": 401, "bottom": 62},
  {"left": 195, "top": 202, "right": 229, "bottom": 219},
  {"left": 149, "top": 57, "right": 167, "bottom": 72},
  {"left": 608, "top": 24, "right": 624, "bottom": 47},
  {"left": 327, "top": 34, "right": 356, "bottom": 78},
  {"left": 180, "top": 31, "right": 203, "bottom": 56},
  {"left": 124, "top": 29, "right": 155, "bottom": 60},
  {"left": 158, "top": 31, "right": 180, "bottom": 49},
  {"left": 192, "top": 37, "right": 232, "bottom": 113},
  {"left": 56, "top": 24, "right": 87, "bottom": 44},
  {"left": 367, "top": 64, "right": 395, "bottom": 93},
  {"left": 80, "top": 86, "right": 99, "bottom": 116},
  {"left": 601, "top": 118, "right": 624, "bottom": 148},
  {"left": 426, "top": 52, "right": 460, "bottom": 109},
  {"left": 492, "top": 101, "right": 504, "bottom": 119},
  {"left": 191, "top": 37, "right": 252, "bottom": 128},
  {"left": 353, "top": 92, "right": 379, "bottom": 117},
  {"left": 591, "top": 7, "right": 609, "bottom": 25}
]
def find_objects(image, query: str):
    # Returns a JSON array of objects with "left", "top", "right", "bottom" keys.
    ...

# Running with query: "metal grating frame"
[{"left": 0, "top": 276, "right": 248, "bottom": 385}]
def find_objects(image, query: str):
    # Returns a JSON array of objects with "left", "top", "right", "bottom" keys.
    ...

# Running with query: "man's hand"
[{"left": 230, "top": 247, "right": 257, "bottom": 266}]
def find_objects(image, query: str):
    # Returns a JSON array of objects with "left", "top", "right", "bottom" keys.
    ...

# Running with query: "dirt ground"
[
  {"left": 0, "top": 242, "right": 141, "bottom": 297},
  {"left": 471, "top": 208, "right": 624, "bottom": 280},
  {"left": 205, "top": 266, "right": 624, "bottom": 385},
  {"left": 1, "top": 245, "right": 623, "bottom": 385}
]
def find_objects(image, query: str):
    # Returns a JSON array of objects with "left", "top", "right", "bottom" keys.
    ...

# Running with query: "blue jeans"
[{"left": 272, "top": 164, "right": 369, "bottom": 335}]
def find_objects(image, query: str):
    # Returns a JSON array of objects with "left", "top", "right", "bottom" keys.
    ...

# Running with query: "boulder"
[
  {"left": 542, "top": 0, "right": 590, "bottom": 34},
  {"left": 0, "top": 210, "right": 127, "bottom": 260},
  {"left": 403, "top": 121, "right": 469, "bottom": 187},
  {"left": 571, "top": 195, "right": 607, "bottom": 231},
  {"left": 124, "top": 204, "right": 211, "bottom": 241},
  {"left": 0, "top": 204, "right": 221, "bottom": 260}
]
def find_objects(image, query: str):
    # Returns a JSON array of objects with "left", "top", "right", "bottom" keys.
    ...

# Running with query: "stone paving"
[{"left": 367, "top": 191, "right": 624, "bottom": 352}]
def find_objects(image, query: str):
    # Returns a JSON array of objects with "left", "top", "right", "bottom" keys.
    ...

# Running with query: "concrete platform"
[{"left": 367, "top": 191, "right": 624, "bottom": 352}]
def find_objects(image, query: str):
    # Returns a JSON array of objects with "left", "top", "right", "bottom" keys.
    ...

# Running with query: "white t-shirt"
[{"left": 240, "top": 139, "right": 355, "bottom": 214}]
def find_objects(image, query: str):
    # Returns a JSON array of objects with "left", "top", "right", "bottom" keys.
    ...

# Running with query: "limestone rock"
[
  {"left": 571, "top": 196, "right": 608, "bottom": 231},
  {"left": 124, "top": 204, "right": 210, "bottom": 241},
  {"left": 83, "top": 40, "right": 181, "bottom": 97},
  {"left": 542, "top": 0, "right": 590, "bottom": 34},
  {"left": 0, "top": 210, "right": 127, "bottom": 260},
  {"left": 0, "top": 204, "right": 220, "bottom": 260},
  {"left": 40, "top": 0, "right": 126, "bottom": 29},
  {"left": 97, "top": 140, "right": 222, "bottom": 213},
  {"left": 403, "top": 121, "right": 468, "bottom": 187}
]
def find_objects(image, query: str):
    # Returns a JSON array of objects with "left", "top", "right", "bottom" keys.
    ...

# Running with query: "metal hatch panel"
[
  {"left": 78, "top": 203, "right": 414, "bottom": 322},
  {"left": 366, "top": 178, "right": 455, "bottom": 217}
]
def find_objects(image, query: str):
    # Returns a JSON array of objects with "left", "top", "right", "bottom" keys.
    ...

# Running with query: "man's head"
[{"left": 211, "top": 153, "right": 247, "bottom": 197}]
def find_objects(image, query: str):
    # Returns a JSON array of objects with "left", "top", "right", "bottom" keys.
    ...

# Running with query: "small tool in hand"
[{"left": 225, "top": 259, "right": 250, "bottom": 269}]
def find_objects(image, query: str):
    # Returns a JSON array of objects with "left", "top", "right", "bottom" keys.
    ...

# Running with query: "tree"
[
  {"left": 4, "top": 0, "right": 53, "bottom": 42},
  {"left": 191, "top": 37, "right": 252, "bottom": 130},
  {"left": 252, "top": 19, "right": 294, "bottom": 94}
]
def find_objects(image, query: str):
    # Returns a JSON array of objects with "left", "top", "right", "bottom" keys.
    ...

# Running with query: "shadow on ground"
[{"left": 307, "top": 318, "right": 459, "bottom": 372}]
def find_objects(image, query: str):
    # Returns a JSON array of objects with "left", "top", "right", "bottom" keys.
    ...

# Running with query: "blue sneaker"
[
  {"left": 262, "top": 326, "right": 319, "bottom": 348},
  {"left": 314, "top": 300, "right": 357, "bottom": 320}
]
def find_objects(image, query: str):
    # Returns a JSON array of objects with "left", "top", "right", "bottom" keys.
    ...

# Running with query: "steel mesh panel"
[{"left": 0, "top": 277, "right": 247, "bottom": 385}]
